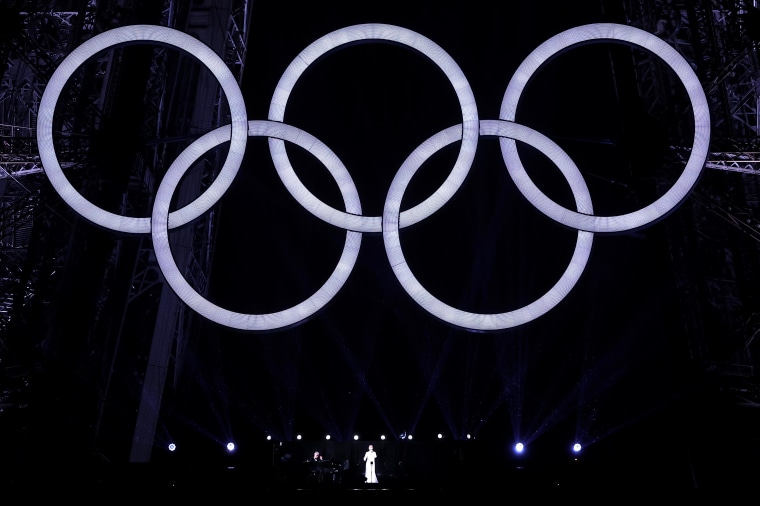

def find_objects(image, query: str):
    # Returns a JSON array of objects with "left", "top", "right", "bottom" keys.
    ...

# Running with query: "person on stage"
[{"left": 363, "top": 444, "right": 378, "bottom": 483}]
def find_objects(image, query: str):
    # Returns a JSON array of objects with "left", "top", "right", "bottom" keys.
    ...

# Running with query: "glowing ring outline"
[
  {"left": 37, "top": 25, "right": 248, "bottom": 234},
  {"left": 267, "top": 23, "right": 479, "bottom": 233},
  {"left": 383, "top": 119, "right": 594, "bottom": 331},
  {"left": 500, "top": 23, "right": 710, "bottom": 233},
  {"left": 151, "top": 120, "right": 362, "bottom": 331}
]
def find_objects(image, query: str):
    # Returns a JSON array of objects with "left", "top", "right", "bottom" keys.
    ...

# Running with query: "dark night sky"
[{"left": 154, "top": 0, "right": 704, "bottom": 464}]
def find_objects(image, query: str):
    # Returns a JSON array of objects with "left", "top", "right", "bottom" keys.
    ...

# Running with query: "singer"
[{"left": 363, "top": 444, "right": 378, "bottom": 483}]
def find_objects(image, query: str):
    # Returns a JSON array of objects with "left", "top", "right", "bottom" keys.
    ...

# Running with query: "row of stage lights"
[{"left": 166, "top": 438, "right": 585, "bottom": 455}]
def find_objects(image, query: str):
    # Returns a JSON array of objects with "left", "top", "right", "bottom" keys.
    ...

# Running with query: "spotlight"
[
  {"left": 266, "top": 435, "right": 272, "bottom": 441},
  {"left": 353, "top": 434, "right": 359, "bottom": 441},
  {"left": 572, "top": 443, "right": 582, "bottom": 453},
  {"left": 226, "top": 442, "right": 236, "bottom": 452},
  {"left": 325, "top": 434, "right": 331, "bottom": 440},
  {"left": 407, "top": 435, "right": 413, "bottom": 440},
  {"left": 380, "top": 434, "right": 386, "bottom": 440},
  {"left": 437, "top": 433, "right": 444, "bottom": 439},
  {"left": 466, "top": 434, "right": 472, "bottom": 440},
  {"left": 296, "top": 434, "right": 302, "bottom": 440},
  {"left": 168, "top": 443, "right": 176, "bottom": 452},
  {"left": 514, "top": 442, "right": 524, "bottom": 454}
]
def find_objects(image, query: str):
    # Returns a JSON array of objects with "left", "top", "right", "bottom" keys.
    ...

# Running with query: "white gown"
[{"left": 363, "top": 450, "right": 378, "bottom": 483}]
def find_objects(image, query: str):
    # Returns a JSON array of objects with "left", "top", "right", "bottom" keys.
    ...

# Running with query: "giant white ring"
[
  {"left": 500, "top": 23, "right": 710, "bottom": 233},
  {"left": 268, "top": 23, "right": 479, "bottom": 233},
  {"left": 383, "top": 119, "right": 594, "bottom": 331},
  {"left": 152, "top": 120, "right": 362, "bottom": 331},
  {"left": 37, "top": 24, "right": 248, "bottom": 234}
]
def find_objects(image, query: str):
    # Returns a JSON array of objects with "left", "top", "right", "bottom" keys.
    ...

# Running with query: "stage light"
[
  {"left": 407, "top": 435, "right": 413, "bottom": 440},
  {"left": 437, "top": 433, "right": 444, "bottom": 439},
  {"left": 466, "top": 434, "right": 472, "bottom": 440},
  {"left": 296, "top": 434, "right": 302, "bottom": 440},
  {"left": 266, "top": 435, "right": 272, "bottom": 441},
  {"left": 325, "top": 434, "right": 331, "bottom": 440},
  {"left": 226, "top": 442, "right": 236, "bottom": 452},
  {"left": 168, "top": 443, "right": 176, "bottom": 452},
  {"left": 514, "top": 442, "right": 524, "bottom": 454},
  {"left": 353, "top": 434, "right": 359, "bottom": 440},
  {"left": 380, "top": 434, "right": 386, "bottom": 440},
  {"left": 572, "top": 443, "right": 582, "bottom": 453}
]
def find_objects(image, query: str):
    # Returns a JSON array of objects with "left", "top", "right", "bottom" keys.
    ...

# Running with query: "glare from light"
[
  {"left": 226, "top": 442, "right": 236, "bottom": 452},
  {"left": 515, "top": 442, "right": 524, "bottom": 454},
  {"left": 572, "top": 443, "right": 582, "bottom": 453},
  {"left": 168, "top": 443, "right": 176, "bottom": 452}
]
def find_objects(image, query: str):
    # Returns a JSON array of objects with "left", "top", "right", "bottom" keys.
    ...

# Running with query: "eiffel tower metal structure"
[
  {"left": 622, "top": 0, "right": 760, "bottom": 407},
  {"left": 0, "top": 0, "right": 251, "bottom": 462}
]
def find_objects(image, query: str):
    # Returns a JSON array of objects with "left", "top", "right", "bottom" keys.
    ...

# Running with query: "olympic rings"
[{"left": 36, "top": 22, "right": 710, "bottom": 331}]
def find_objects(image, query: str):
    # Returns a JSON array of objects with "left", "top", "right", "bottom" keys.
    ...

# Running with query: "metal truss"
[
  {"left": 624, "top": 0, "right": 760, "bottom": 403},
  {"left": 0, "top": 2, "right": 99, "bottom": 353},
  {"left": 0, "top": 0, "right": 255, "bottom": 461}
]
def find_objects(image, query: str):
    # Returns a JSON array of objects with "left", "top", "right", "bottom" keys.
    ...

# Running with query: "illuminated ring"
[
  {"left": 152, "top": 120, "right": 362, "bottom": 331},
  {"left": 37, "top": 25, "right": 248, "bottom": 234},
  {"left": 383, "top": 119, "right": 594, "bottom": 331},
  {"left": 268, "top": 23, "right": 479, "bottom": 233},
  {"left": 500, "top": 23, "right": 710, "bottom": 233}
]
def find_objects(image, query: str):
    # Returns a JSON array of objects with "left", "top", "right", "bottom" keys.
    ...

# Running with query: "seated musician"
[{"left": 306, "top": 450, "right": 326, "bottom": 484}]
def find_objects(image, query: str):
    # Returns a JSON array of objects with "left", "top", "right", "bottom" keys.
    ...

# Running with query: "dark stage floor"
[{"left": 3, "top": 460, "right": 744, "bottom": 500}]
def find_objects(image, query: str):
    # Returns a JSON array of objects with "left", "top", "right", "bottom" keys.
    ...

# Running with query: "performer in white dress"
[{"left": 363, "top": 444, "right": 378, "bottom": 483}]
